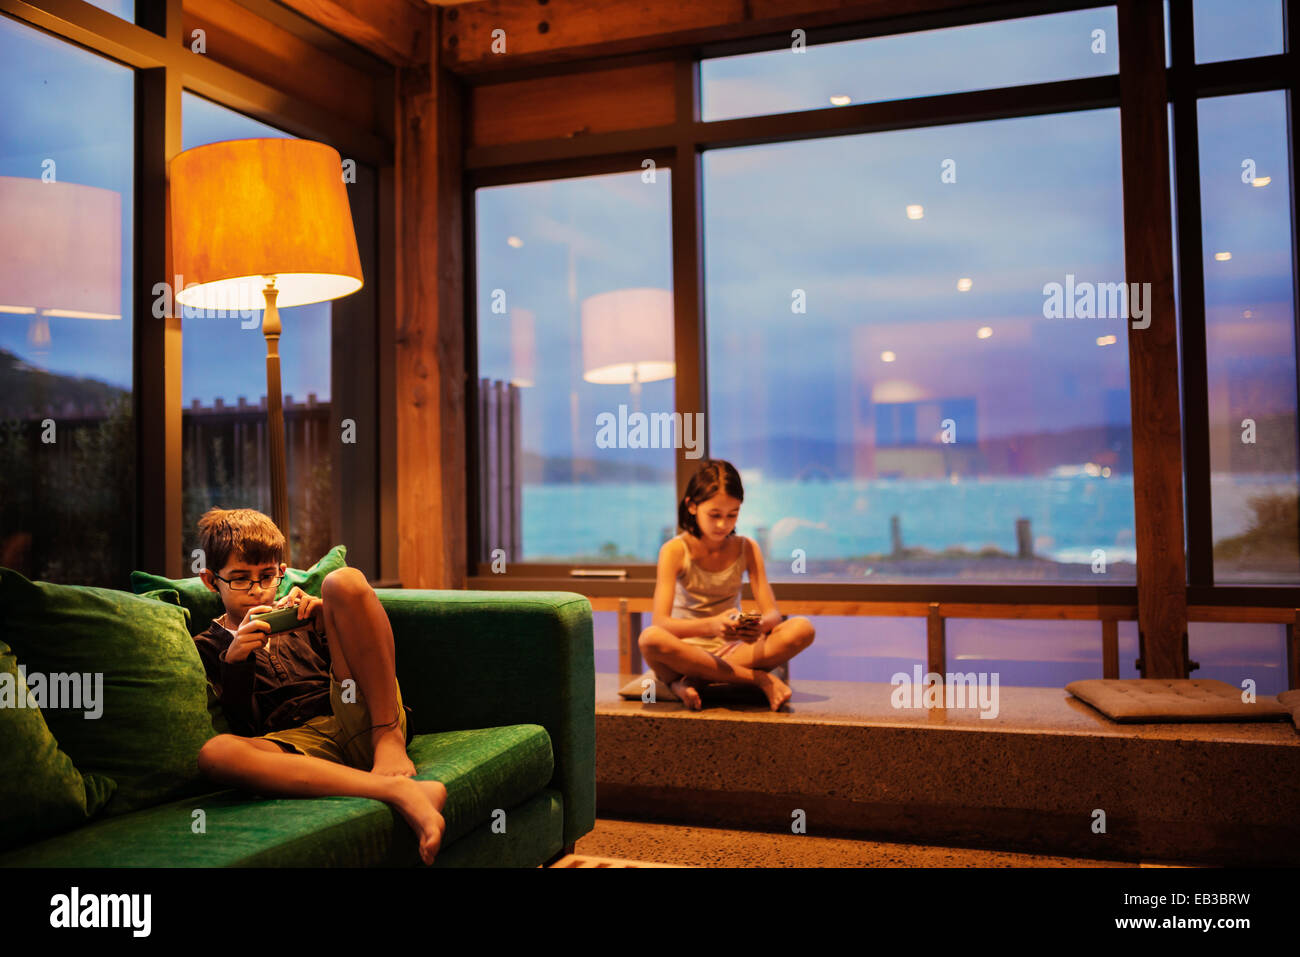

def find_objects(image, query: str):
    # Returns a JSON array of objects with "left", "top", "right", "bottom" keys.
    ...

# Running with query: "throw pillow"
[
  {"left": 0, "top": 567, "right": 218, "bottom": 814},
  {"left": 0, "top": 638, "right": 117, "bottom": 851}
]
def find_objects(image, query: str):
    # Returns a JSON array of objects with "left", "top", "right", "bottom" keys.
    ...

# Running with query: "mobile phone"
[
  {"left": 734, "top": 612, "right": 761, "bottom": 628},
  {"left": 250, "top": 606, "right": 304, "bottom": 635}
]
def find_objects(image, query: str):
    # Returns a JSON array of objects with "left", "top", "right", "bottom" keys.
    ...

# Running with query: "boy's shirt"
[{"left": 193, "top": 615, "right": 334, "bottom": 737}]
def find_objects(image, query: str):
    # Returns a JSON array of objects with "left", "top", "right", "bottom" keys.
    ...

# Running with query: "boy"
[{"left": 192, "top": 507, "right": 447, "bottom": 865}]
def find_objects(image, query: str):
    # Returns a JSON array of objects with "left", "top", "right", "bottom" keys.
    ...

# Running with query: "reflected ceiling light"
[
  {"left": 507, "top": 236, "right": 524, "bottom": 248},
  {"left": 880, "top": 350, "right": 896, "bottom": 362},
  {"left": 957, "top": 277, "right": 972, "bottom": 292},
  {"left": 905, "top": 205, "right": 924, "bottom": 220},
  {"left": 1251, "top": 176, "right": 1271, "bottom": 187},
  {"left": 1101, "top": 466, "right": 1111, "bottom": 477},
  {"left": 1096, "top": 334, "right": 1117, "bottom": 346},
  {"left": 1243, "top": 309, "right": 1253, "bottom": 318},
  {"left": 829, "top": 94, "right": 852, "bottom": 106},
  {"left": 1214, "top": 251, "right": 1232, "bottom": 261},
  {"left": 976, "top": 326, "right": 992, "bottom": 339}
]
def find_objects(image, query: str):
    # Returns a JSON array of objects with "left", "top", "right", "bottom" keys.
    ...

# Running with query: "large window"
[
  {"left": 474, "top": 170, "right": 675, "bottom": 563},
  {"left": 704, "top": 110, "right": 1134, "bottom": 583},
  {"left": 179, "top": 93, "right": 336, "bottom": 567},
  {"left": 1197, "top": 90, "right": 1297, "bottom": 583},
  {"left": 0, "top": 14, "right": 135, "bottom": 587},
  {"left": 701, "top": 6, "right": 1119, "bottom": 122}
]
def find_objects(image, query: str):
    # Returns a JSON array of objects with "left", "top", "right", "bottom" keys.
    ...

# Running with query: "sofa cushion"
[
  {"left": 0, "top": 638, "right": 117, "bottom": 851},
  {"left": 0, "top": 725, "right": 556, "bottom": 867},
  {"left": 130, "top": 544, "right": 347, "bottom": 637},
  {"left": 0, "top": 567, "right": 217, "bottom": 815}
]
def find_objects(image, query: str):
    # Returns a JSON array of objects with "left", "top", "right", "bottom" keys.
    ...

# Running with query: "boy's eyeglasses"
[{"left": 211, "top": 571, "right": 283, "bottom": 592}]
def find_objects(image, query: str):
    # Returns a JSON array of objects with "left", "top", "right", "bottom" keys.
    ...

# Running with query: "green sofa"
[{"left": 0, "top": 587, "right": 596, "bottom": 868}]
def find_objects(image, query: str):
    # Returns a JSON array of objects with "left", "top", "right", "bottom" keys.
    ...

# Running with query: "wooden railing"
[{"left": 576, "top": 595, "right": 1300, "bottom": 689}]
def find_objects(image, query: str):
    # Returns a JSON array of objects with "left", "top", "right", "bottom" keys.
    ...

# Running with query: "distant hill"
[{"left": 0, "top": 348, "right": 129, "bottom": 419}]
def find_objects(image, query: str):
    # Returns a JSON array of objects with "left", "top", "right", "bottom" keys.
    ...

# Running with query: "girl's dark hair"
[{"left": 677, "top": 459, "right": 744, "bottom": 538}]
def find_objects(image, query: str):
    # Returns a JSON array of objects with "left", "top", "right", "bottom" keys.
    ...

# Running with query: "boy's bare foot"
[
  {"left": 372, "top": 727, "right": 416, "bottom": 777},
  {"left": 754, "top": 671, "right": 792, "bottom": 711},
  {"left": 669, "top": 676, "right": 702, "bottom": 711},
  {"left": 388, "top": 777, "right": 448, "bottom": 865}
]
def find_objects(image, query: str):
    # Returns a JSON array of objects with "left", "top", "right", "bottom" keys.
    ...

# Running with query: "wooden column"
[
  {"left": 394, "top": 10, "right": 467, "bottom": 589},
  {"left": 135, "top": 0, "right": 184, "bottom": 578},
  {"left": 1117, "top": 0, "right": 1188, "bottom": 678}
]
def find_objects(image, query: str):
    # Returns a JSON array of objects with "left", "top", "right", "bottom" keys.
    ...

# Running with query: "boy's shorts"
[{"left": 260, "top": 673, "right": 409, "bottom": 769}]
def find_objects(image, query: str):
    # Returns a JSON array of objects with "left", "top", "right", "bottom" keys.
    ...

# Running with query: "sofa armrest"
[{"left": 375, "top": 589, "right": 595, "bottom": 850}]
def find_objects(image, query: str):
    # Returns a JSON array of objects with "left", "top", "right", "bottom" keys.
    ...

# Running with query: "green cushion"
[
  {"left": 137, "top": 587, "right": 191, "bottom": 630},
  {"left": 0, "top": 567, "right": 217, "bottom": 816},
  {"left": 0, "top": 725, "right": 557, "bottom": 867},
  {"left": 0, "top": 638, "right": 117, "bottom": 851},
  {"left": 130, "top": 545, "right": 347, "bottom": 637}
]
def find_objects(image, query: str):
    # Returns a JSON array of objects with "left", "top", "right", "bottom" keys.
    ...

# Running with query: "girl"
[{"left": 637, "top": 459, "right": 815, "bottom": 711}]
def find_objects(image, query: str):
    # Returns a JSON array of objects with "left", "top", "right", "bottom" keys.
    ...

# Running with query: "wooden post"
[
  {"left": 618, "top": 598, "right": 643, "bottom": 675},
  {"left": 1117, "top": 0, "right": 1188, "bottom": 677},
  {"left": 1101, "top": 619, "right": 1119, "bottom": 679},
  {"left": 1289, "top": 611, "right": 1299, "bottom": 691},
  {"left": 926, "top": 602, "right": 945, "bottom": 679},
  {"left": 395, "top": 10, "right": 467, "bottom": 588}
]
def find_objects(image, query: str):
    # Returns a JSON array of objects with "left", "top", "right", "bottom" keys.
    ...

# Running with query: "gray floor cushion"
[{"left": 1066, "top": 678, "right": 1291, "bottom": 722}]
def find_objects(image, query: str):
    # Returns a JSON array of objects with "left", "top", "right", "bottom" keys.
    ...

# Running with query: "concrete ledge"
[{"left": 595, "top": 674, "right": 1300, "bottom": 865}]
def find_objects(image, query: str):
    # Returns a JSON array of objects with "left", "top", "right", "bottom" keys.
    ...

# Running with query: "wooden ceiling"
[{"left": 254, "top": 0, "right": 993, "bottom": 74}]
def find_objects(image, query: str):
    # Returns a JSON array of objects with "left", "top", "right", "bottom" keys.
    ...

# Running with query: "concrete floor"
[{"left": 571, "top": 817, "right": 1196, "bottom": 867}]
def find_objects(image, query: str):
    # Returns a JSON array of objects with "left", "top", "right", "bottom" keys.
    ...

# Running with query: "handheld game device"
[{"left": 250, "top": 606, "right": 305, "bottom": 635}]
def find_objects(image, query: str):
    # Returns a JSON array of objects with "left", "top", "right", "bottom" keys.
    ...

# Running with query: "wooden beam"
[
  {"left": 275, "top": 0, "right": 431, "bottom": 65},
  {"left": 1117, "top": 0, "right": 1187, "bottom": 678},
  {"left": 184, "top": 0, "right": 381, "bottom": 136},
  {"left": 440, "top": 0, "right": 1004, "bottom": 74},
  {"left": 135, "top": 44, "right": 185, "bottom": 577},
  {"left": 395, "top": 11, "right": 468, "bottom": 588}
]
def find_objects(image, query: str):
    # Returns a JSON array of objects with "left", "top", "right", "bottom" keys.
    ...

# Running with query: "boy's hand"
[
  {"left": 275, "top": 587, "right": 324, "bottom": 632},
  {"left": 225, "top": 605, "right": 275, "bottom": 662}
]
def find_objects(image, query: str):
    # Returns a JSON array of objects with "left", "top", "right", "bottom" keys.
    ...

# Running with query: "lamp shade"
[
  {"left": 169, "top": 138, "right": 362, "bottom": 310},
  {"left": 580, "top": 287, "right": 675, "bottom": 384},
  {"left": 0, "top": 175, "right": 121, "bottom": 319}
]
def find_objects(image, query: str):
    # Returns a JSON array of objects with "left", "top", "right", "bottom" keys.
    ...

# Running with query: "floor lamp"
[{"left": 170, "top": 138, "right": 363, "bottom": 563}]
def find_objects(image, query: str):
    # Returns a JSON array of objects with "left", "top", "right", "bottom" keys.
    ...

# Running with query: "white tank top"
[{"left": 671, "top": 532, "right": 747, "bottom": 619}]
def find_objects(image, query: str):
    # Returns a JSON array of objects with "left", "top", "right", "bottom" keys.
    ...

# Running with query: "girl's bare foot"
[
  {"left": 669, "top": 676, "right": 703, "bottom": 711},
  {"left": 388, "top": 777, "right": 447, "bottom": 865},
  {"left": 372, "top": 727, "right": 417, "bottom": 777},
  {"left": 754, "top": 671, "right": 792, "bottom": 711}
]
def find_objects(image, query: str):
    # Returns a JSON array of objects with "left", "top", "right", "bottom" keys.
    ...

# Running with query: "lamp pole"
[{"left": 261, "top": 276, "right": 291, "bottom": 564}]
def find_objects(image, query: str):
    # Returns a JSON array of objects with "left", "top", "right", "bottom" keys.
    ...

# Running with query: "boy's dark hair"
[
  {"left": 197, "top": 507, "right": 285, "bottom": 573},
  {"left": 677, "top": 459, "right": 745, "bottom": 538}
]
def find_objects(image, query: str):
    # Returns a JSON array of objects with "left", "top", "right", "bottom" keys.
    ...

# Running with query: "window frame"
[
  {"left": 0, "top": 0, "right": 395, "bottom": 581},
  {"left": 463, "top": 0, "right": 1300, "bottom": 611}
]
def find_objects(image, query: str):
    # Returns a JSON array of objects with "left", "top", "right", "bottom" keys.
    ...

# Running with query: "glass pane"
[
  {"left": 474, "top": 171, "right": 675, "bottom": 563},
  {"left": 1194, "top": 0, "right": 1284, "bottom": 63},
  {"left": 1188, "top": 621, "right": 1288, "bottom": 695},
  {"left": 179, "top": 92, "right": 335, "bottom": 567},
  {"left": 0, "top": 15, "right": 135, "bottom": 587},
  {"left": 1197, "top": 91, "right": 1298, "bottom": 583},
  {"left": 84, "top": 0, "right": 134, "bottom": 21},
  {"left": 701, "top": 7, "right": 1118, "bottom": 122},
  {"left": 947, "top": 618, "right": 1141, "bottom": 686},
  {"left": 704, "top": 109, "right": 1135, "bottom": 583}
]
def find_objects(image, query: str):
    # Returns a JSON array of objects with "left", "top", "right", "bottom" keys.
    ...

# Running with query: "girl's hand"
[{"left": 709, "top": 612, "right": 739, "bottom": 638}]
